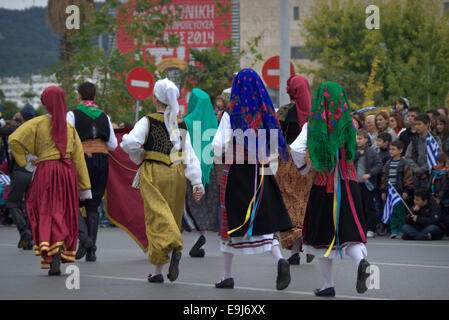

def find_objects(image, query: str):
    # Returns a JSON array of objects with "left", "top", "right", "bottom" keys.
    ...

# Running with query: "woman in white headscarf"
[{"left": 121, "top": 78, "right": 204, "bottom": 283}]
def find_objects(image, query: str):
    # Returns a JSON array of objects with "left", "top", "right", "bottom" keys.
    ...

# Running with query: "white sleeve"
[
  {"left": 212, "top": 112, "right": 232, "bottom": 156},
  {"left": 106, "top": 115, "right": 118, "bottom": 151},
  {"left": 66, "top": 111, "right": 75, "bottom": 127},
  {"left": 290, "top": 123, "right": 311, "bottom": 174},
  {"left": 183, "top": 131, "right": 202, "bottom": 186},
  {"left": 120, "top": 117, "right": 148, "bottom": 165}
]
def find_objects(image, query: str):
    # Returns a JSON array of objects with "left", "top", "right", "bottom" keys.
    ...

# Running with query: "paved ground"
[{"left": 1, "top": 225, "right": 449, "bottom": 300}]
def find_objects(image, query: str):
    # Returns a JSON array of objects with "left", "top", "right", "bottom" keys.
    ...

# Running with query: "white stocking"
[{"left": 317, "top": 257, "right": 334, "bottom": 290}]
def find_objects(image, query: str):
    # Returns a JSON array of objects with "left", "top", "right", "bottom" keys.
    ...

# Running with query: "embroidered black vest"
[
  {"left": 143, "top": 113, "right": 188, "bottom": 166},
  {"left": 72, "top": 109, "right": 110, "bottom": 142}
]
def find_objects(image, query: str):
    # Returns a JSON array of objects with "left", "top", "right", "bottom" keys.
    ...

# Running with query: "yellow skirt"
[{"left": 139, "top": 161, "right": 186, "bottom": 265}]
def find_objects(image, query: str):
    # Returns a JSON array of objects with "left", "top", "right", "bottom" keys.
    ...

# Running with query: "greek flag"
[
  {"left": 0, "top": 174, "right": 10, "bottom": 185},
  {"left": 426, "top": 132, "right": 440, "bottom": 171},
  {"left": 382, "top": 184, "right": 402, "bottom": 224}
]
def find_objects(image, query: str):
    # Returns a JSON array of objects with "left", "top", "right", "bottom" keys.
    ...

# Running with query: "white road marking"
[{"left": 83, "top": 274, "right": 389, "bottom": 300}]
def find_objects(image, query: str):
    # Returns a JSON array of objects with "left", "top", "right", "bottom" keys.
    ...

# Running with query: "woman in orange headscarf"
[
  {"left": 9, "top": 86, "right": 91, "bottom": 275},
  {"left": 276, "top": 75, "right": 314, "bottom": 265}
]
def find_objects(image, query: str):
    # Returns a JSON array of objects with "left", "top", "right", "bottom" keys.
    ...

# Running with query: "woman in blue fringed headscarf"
[{"left": 211, "top": 68, "right": 293, "bottom": 290}]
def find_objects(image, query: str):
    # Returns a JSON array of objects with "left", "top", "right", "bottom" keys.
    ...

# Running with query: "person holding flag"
[
  {"left": 290, "top": 82, "right": 370, "bottom": 297},
  {"left": 406, "top": 114, "right": 441, "bottom": 190},
  {"left": 380, "top": 140, "right": 414, "bottom": 238}
]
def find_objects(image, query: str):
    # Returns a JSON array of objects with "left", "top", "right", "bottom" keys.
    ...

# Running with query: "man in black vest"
[
  {"left": 0, "top": 104, "right": 36, "bottom": 249},
  {"left": 67, "top": 82, "right": 118, "bottom": 261}
]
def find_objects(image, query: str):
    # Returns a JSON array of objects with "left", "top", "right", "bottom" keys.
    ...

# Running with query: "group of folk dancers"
[{"left": 7, "top": 68, "right": 371, "bottom": 297}]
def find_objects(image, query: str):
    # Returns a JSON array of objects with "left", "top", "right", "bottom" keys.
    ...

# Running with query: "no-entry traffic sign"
[
  {"left": 126, "top": 67, "right": 155, "bottom": 101},
  {"left": 261, "top": 56, "right": 295, "bottom": 90}
]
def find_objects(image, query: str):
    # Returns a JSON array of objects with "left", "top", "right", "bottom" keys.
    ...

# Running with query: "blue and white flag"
[
  {"left": 382, "top": 184, "right": 402, "bottom": 224},
  {"left": 0, "top": 174, "right": 10, "bottom": 185},
  {"left": 426, "top": 132, "right": 440, "bottom": 172}
]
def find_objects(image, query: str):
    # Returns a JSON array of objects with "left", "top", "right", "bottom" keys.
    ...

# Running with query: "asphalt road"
[{"left": 1, "top": 225, "right": 449, "bottom": 300}]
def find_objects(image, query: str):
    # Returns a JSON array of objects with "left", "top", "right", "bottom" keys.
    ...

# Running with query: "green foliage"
[
  {"left": 0, "top": 7, "right": 60, "bottom": 76},
  {"left": 300, "top": 0, "right": 449, "bottom": 110},
  {"left": 49, "top": 0, "right": 182, "bottom": 123},
  {"left": 0, "top": 100, "right": 20, "bottom": 121}
]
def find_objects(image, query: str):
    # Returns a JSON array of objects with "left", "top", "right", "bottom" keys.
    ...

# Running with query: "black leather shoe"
[
  {"left": 189, "top": 248, "right": 205, "bottom": 258},
  {"left": 306, "top": 254, "right": 315, "bottom": 263},
  {"left": 314, "top": 287, "right": 336, "bottom": 297},
  {"left": 276, "top": 259, "right": 291, "bottom": 290},
  {"left": 215, "top": 278, "right": 234, "bottom": 289},
  {"left": 148, "top": 274, "right": 164, "bottom": 283},
  {"left": 287, "top": 253, "right": 300, "bottom": 265},
  {"left": 167, "top": 250, "right": 182, "bottom": 282},
  {"left": 356, "top": 259, "right": 370, "bottom": 294},
  {"left": 18, "top": 230, "right": 32, "bottom": 249},
  {"left": 189, "top": 235, "right": 206, "bottom": 257}
]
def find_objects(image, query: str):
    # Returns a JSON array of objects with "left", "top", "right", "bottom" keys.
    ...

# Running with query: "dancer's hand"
[{"left": 193, "top": 184, "right": 205, "bottom": 202}]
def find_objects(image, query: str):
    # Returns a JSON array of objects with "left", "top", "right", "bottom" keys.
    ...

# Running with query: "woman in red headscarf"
[
  {"left": 276, "top": 75, "right": 315, "bottom": 265},
  {"left": 9, "top": 86, "right": 91, "bottom": 275}
]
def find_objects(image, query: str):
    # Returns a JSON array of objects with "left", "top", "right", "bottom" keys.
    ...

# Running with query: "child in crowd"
[
  {"left": 380, "top": 140, "right": 413, "bottom": 238},
  {"left": 402, "top": 189, "right": 444, "bottom": 240},
  {"left": 391, "top": 97, "right": 409, "bottom": 123},
  {"left": 431, "top": 153, "right": 449, "bottom": 215},
  {"left": 355, "top": 129, "right": 383, "bottom": 238},
  {"left": 376, "top": 132, "right": 392, "bottom": 165}
]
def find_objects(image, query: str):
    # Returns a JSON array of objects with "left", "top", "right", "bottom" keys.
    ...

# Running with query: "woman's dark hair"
[
  {"left": 77, "top": 82, "right": 96, "bottom": 101},
  {"left": 389, "top": 113, "right": 405, "bottom": 131},
  {"left": 435, "top": 115, "right": 449, "bottom": 153}
]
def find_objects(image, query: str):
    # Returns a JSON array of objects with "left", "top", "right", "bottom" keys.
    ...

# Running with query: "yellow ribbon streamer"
[
  {"left": 228, "top": 165, "right": 265, "bottom": 236},
  {"left": 324, "top": 166, "right": 339, "bottom": 258}
]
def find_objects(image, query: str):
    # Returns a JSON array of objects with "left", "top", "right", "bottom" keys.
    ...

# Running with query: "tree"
[
  {"left": 49, "top": 0, "right": 181, "bottom": 122},
  {"left": 299, "top": 0, "right": 449, "bottom": 110},
  {"left": 46, "top": 0, "right": 95, "bottom": 92}
]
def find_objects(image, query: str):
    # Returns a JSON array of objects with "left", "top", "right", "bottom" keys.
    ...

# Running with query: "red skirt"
[{"left": 27, "top": 159, "right": 79, "bottom": 269}]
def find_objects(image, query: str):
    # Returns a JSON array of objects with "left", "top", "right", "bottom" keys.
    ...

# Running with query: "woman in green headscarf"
[
  {"left": 290, "top": 82, "right": 371, "bottom": 297},
  {"left": 183, "top": 88, "right": 220, "bottom": 258}
]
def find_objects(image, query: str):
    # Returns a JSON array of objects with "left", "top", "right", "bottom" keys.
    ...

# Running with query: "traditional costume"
[
  {"left": 276, "top": 75, "right": 314, "bottom": 265},
  {"left": 211, "top": 68, "right": 293, "bottom": 290},
  {"left": 0, "top": 104, "right": 36, "bottom": 250},
  {"left": 67, "top": 97, "right": 118, "bottom": 261},
  {"left": 8, "top": 86, "right": 91, "bottom": 275},
  {"left": 121, "top": 78, "right": 203, "bottom": 283},
  {"left": 290, "top": 82, "right": 371, "bottom": 297},
  {"left": 183, "top": 88, "right": 219, "bottom": 257}
]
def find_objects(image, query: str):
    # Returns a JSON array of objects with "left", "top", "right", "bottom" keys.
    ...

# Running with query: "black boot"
[
  {"left": 287, "top": 253, "right": 300, "bottom": 265},
  {"left": 48, "top": 248, "right": 62, "bottom": 276},
  {"left": 85, "top": 209, "right": 99, "bottom": 262},
  {"left": 9, "top": 207, "right": 32, "bottom": 249},
  {"left": 76, "top": 211, "right": 92, "bottom": 260},
  {"left": 86, "top": 245, "right": 97, "bottom": 262}
]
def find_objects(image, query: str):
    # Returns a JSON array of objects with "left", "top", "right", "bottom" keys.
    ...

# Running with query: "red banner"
[
  {"left": 116, "top": 0, "right": 233, "bottom": 114},
  {"left": 105, "top": 128, "right": 148, "bottom": 252}
]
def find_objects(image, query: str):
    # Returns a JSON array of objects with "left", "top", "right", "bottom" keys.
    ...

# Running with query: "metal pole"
[
  {"left": 279, "top": 0, "right": 291, "bottom": 107},
  {"left": 135, "top": 100, "right": 140, "bottom": 123}
]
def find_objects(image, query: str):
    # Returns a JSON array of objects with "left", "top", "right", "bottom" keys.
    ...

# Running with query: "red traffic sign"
[
  {"left": 126, "top": 67, "right": 155, "bottom": 100},
  {"left": 261, "top": 56, "right": 295, "bottom": 90}
]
